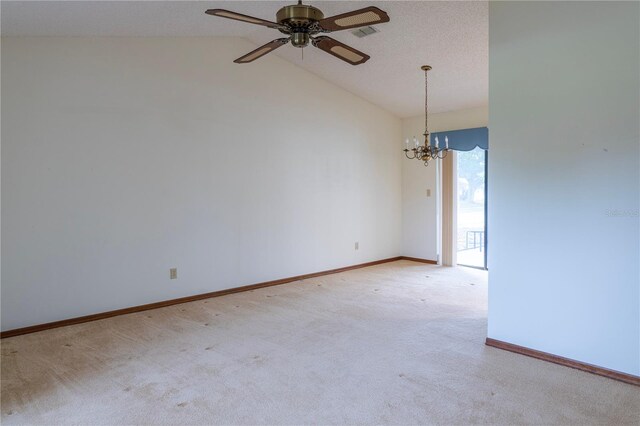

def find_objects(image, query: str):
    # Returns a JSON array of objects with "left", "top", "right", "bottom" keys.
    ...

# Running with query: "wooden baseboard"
[
  {"left": 486, "top": 338, "right": 640, "bottom": 386},
  {"left": 399, "top": 256, "right": 438, "bottom": 264},
  {"left": 1, "top": 257, "right": 405, "bottom": 339},
  {"left": 1, "top": 256, "right": 438, "bottom": 339}
]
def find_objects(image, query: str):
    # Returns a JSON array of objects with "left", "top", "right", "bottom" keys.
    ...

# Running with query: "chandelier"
[{"left": 403, "top": 65, "right": 449, "bottom": 166}]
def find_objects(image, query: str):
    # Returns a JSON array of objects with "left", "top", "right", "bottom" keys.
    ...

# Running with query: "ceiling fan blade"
[
  {"left": 312, "top": 36, "right": 370, "bottom": 65},
  {"left": 318, "top": 6, "right": 389, "bottom": 32},
  {"left": 234, "top": 38, "right": 290, "bottom": 64},
  {"left": 205, "top": 9, "right": 284, "bottom": 30}
]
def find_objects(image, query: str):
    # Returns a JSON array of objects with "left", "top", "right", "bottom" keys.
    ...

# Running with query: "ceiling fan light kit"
[{"left": 205, "top": 1, "right": 390, "bottom": 65}]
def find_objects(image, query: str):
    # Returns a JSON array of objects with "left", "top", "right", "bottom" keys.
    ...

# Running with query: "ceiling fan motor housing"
[{"left": 277, "top": 4, "right": 324, "bottom": 47}]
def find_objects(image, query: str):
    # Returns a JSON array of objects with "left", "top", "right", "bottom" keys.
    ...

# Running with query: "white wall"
[
  {"left": 401, "top": 106, "right": 487, "bottom": 261},
  {"left": 488, "top": 2, "right": 639, "bottom": 375},
  {"left": 1, "top": 37, "right": 402, "bottom": 331}
]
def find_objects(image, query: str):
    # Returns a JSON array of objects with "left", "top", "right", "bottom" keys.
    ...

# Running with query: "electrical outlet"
[
  {"left": 169, "top": 268, "right": 177, "bottom": 279},
  {"left": 355, "top": 242, "right": 359, "bottom": 250}
]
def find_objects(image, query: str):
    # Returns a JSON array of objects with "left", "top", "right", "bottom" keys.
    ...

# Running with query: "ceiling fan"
[{"left": 205, "top": 1, "right": 390, "bottom": 65}]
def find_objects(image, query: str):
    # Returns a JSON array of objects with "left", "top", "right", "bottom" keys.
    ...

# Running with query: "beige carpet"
[{"left": 1, "top": 260, "right": 638, "bottom": 425}]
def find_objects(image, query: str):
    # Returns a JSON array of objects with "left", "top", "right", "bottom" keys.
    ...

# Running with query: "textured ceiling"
[{"left": 1, "top": 1, "right": 488, "bottom": 117}]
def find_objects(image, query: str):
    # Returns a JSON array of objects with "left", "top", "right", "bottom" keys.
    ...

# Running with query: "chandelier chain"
[{"left": 424, "top": 68, "right": 428, "bottom": 136}]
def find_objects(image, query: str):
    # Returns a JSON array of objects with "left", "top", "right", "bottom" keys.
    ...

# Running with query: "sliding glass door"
[{"left": 456, "top": 147, "right": 487, "bottom": 269}]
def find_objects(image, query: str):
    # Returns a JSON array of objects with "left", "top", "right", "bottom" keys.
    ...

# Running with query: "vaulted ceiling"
[{"left": 1, "top": 1, "right": 488, "bottom": 117}]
